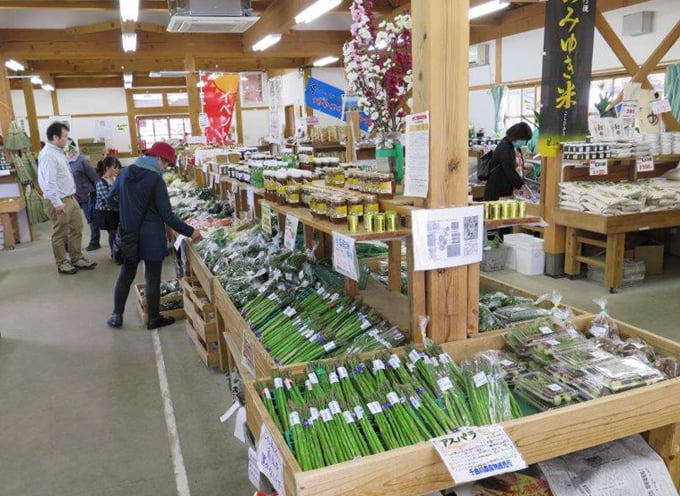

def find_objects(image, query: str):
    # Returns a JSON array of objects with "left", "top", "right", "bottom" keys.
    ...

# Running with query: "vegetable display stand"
[
  {"left": 184, "top": 240, "right": 217, "bottom": 302},
  {"left": 553, "top": 207, "right": 680, "bottom": 291},
  {"left": 244, "top": 314, "right": 680, "bottom": 495},
  {"left": 134, "top": 282, "right": 185, "bottom": 325},
  {"left": 220, "top": 176, "right": 264, "bottom": 220},
  {"left": 181, "top": 277, "right": 219, "bottom": 369}
]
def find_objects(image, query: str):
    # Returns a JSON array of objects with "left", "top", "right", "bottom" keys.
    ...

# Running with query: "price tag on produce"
[
  {"left": 431, "top": 425, "right": 527, "bottom": 485},
  {"left": 332, "top": 232, "right": 360, "bottom": 281},
  {"left": 257, "top": 424, "right": 286, "bottom": 496},
  {"left": 589, "top": 159, "right": 608, "bottom": 176},
  {"left": 248, "top": 447, "right": 261, "bottom": 490},
  {"left": 636, "top": 155, "right": 654, "bottom": 173},
  {"left": 283, "top": 214, "right": 299, "bottom": 251},
  {"left": 242, "top": 330, "right": 256, "bottom": 378},
  {"left": 261, "top": 203, "right": 273, "bottom": 235}
]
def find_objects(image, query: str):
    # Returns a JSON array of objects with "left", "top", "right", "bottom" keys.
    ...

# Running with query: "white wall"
[
  {"left": 241, "top": 108, "right": 269, "bottom": 146},
  {"left": 469, "top": 90, "right": 496, "bottom": 137},
  {"left": 57, "top": 88, "right": 127, "bottom": 114}
]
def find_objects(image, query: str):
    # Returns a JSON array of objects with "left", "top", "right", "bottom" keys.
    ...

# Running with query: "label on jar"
[
  {"left": 379, "top": 181, "right": 393, "bottom": 194},
  {"left": 350, "top": 205, "right": 363, "bottom": 215},
  {"left": 366, "top": 203, "right": 379, "bottom": 213}
]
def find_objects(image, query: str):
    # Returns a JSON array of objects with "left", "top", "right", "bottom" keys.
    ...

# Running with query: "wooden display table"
[
  {"left": 553, "top": 207, "right": 680, "bottom": 291},
  {"left": 0, "top": 196, "right": 26, "bottom": 249},
  {"left": 245, "top": 314, "right": 680, "bottom": 496},
  {"left": 219, "top": 176, "right": 264, "bottom": 219}
]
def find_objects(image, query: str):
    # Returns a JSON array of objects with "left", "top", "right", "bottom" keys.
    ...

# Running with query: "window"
[
  {"left": 167, "top": 92, "right": 188, "bottom": 106},
  {"left": 137, "top": 116, "right": 192, "bottom": 146},
  {"left": 588, "top": 72, "right": 666, "bottom": 115},
  {"left": 133, "top": 93, "right": 163, "bottom": 108}
]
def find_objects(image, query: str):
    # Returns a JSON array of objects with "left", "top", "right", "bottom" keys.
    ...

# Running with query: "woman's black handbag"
[{"left": 476, "top": 151, "right": 495, "bottom": 181}]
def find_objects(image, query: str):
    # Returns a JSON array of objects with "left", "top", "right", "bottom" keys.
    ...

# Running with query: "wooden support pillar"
[
  {"left": 124, "top": 89, "right": 139, "bottom": 155},
  {"left": 649, "top": 423, "right": 680, "bottom": 488},
  {"left": 184, "top": 54, "right": 202, "bottom": 137},
  {"left": 345, "top": 111, "right": 360, "bottom": 163},
  {"left": 0, "top": 64, "right": 13, "bottom": 140},
  {"left": 541, "top": 156, "right": 566, "bottom": 274},
  {"left": 50, "top": 90, "right": 60, "bottom": 116},
  {"left": 494, "top": 38, "right": 502, "bottom": 84},
  {"left": 412, "top": 0, "right": 475, "bottom": 343},
  {"left": 235, "top": 90, "right": 244, "bottom": 145},
  {"left": 22, "top": 79, "right": 40, "bottom": 151}
]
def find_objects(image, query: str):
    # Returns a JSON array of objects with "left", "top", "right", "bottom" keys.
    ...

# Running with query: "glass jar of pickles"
[
  {"left": 275, "top": 170, "right": 288, "bottom": 205},
  {"left": 311, "top": 193, "right": 327, "bottom": 219},
  {"left": 286, "top": 171, "right": 301, "bottom": 206},
  {"left": 328, "top": 195, "right": 348, "bottom": 224},
  {"left": 333, "top": 167, "right": 346, "bottom": 187},
  {"left": 363, "top": 194, "right": 379, "bottom": 215},
  {"left": 347, "top": 196, "right": 363, "bottom": 219},
  {"left": 377, "top": 172, "right": 395, "bottom": 199}
]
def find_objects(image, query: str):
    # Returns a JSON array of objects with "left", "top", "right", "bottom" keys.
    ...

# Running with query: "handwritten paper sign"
[
  {"left": 650, "top": 98, "right": 672, "bottom": 115},
  {"left": 636, "top": 155, "right": 654, "bottom": 173},
  {"left": 248, "top": 447, "right": 261, "bottom": 490},
  {"left": 283, "top": 214, "right": 299, "bottom": 251},
  {"left": 332, "top": 232, "right": 360, "bottom": 281},
  {"left": 257, "top": 424, "right": 286, "bottom": 496},
  {"left": 261, "top": 203, "right": 273, "bottom": 234},
  {"left": 404, "top": 111, "right": 430, "bottom": 198},
  {"left": 432, "top": 425, "right": 527, "bottom": 484},
  {"left": 589, "top": 159, "right": 608, "bottom": 176}
]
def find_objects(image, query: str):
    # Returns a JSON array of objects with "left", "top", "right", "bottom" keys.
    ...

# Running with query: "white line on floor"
[{"left": 152, "top": 329, "right": 192, "bottom": 496}]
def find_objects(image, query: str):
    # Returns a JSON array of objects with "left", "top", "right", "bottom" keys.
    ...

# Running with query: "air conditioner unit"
[
  {"left": 167, "top": 0, "right": 259, "bottom": 33},
  {"left": 469, "top": 44, "right": 490, "bottom": 67}
]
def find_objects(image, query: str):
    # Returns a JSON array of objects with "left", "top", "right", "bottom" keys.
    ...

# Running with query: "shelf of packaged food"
[
  {"left": 244, "top": 313, "right": 680, "bottom": 496},
  {"left": 553, "top": 207, "right": 680, "bottom": 291},
  {"left": 260, "top": 199, "right": 412, "bottom": 242}
]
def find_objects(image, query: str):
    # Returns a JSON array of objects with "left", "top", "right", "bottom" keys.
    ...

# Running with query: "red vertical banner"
[
  {"left": 202, "top": 73, "right": 240, "bottom": 144},
  {"left": 538, "top": 0, "right": 596, "bottom": 157}
]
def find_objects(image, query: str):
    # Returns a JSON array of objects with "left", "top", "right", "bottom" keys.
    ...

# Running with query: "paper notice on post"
[
  {"left": 411, "top": 205, "right": 484, "bottom": 271},
  {"left": 404, "top": 111, "right": 430, "bottom": 198},
  {"left": 539, "top": 435, "right": 678, "bottom": 496},
  {"left": 257, "top": 424, "right": 286, "bottom": 496}
]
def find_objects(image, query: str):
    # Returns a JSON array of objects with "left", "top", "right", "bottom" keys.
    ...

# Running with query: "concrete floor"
[{"left": 0, "top": 222, "right": 252, "bottom": 496}]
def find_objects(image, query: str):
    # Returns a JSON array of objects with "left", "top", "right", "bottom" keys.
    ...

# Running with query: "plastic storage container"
[
  {"left": 508, "top": 235, "right": 545, "bottom": 275},
  {"left": 481, "top": 244, "right": 509, "bottom": 272}
]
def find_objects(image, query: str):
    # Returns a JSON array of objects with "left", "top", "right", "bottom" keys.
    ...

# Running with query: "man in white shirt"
[{"left": 37, "top": 121, "right": 96, "bottom": 274}]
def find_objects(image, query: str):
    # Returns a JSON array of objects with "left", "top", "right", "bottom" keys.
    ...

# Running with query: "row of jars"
[
  {"left": 324, "top": 167, "right": 395, "bottom": 198},
  {"left": 309, "top": 191, "right": 380, "bottom": 224}
]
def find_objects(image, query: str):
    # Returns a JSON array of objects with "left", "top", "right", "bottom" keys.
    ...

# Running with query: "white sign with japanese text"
[
  {"left": 589, "top": 159, "right": 608, "bottom": 176},
  {"left": 332, "top": 232, "right": 360, "bottom": 281},
  {"left": 404, "top": 111, "right": 430, "bottom": 198},
  {"left": 283, "top": 214, "right": 299, "bottom": 251},
  {"left": 257, "top": 424, "right": 286, "bottom": 496}
]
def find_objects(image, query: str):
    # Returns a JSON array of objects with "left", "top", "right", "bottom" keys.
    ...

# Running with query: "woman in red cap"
[{"left": 106, "top": 141, "right": 203, "bottom": 329}]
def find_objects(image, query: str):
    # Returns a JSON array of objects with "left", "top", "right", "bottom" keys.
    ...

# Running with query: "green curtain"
[
  {"left": 666, "top": 64, "right": 680, "bottom": 124},
  {"left": 490, "top": 85, "right": 508, "bottom": 137}
]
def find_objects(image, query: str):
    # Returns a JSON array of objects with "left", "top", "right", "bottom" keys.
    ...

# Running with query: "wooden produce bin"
[
  {"left": 134, "top": 282, "right": 185, "bottom": 325},
  {"left": 184, "top": 241, "right": 217, "bottom": 302},
  {"left": 245, "top": 314, "right": 680, "bottom": 496},
  {"left": 181, "top": 277, "right": 219, "bottom": 368}
]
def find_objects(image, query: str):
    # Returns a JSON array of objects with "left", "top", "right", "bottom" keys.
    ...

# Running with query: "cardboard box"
[{"left": 634, "top": 243, "right": 664, "bottom": 276}]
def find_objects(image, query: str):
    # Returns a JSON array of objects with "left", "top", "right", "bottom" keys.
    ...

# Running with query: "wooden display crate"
[
  {"left": 245, "top": 314, "right": 680, "bottom": 496},
  {"left": 181, "top": 277, "right": 219, "bottom": 368},
  {"left": 184, "top": 240, "right": 216, "bottom": 302},
  {"left": 134, "top": 282, "right": 185, "bottom": 325}
]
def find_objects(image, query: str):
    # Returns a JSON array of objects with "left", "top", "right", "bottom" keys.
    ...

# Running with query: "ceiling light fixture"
[
  {"left": 469, "top": 0, "right": 510, "bottom": 20},
  {"left": 295, "top": 0, "right": 341, "bottom": 24},
  {"left": 41, "top": 83, "right": 54, "bottom": 92},
  {"left": 30, "top": 75, "right": 43, "bottom": 85},
  {"left": 5, "top": 59, "right": 25, "bottom": 72},
  {"left": 123, "top": 73, "right": 133, "bottom": 84},
  {"left": 312, "top": 56, "right": 339, "bottom": 67},
  {"left": 122, "top": 33, "right": 137, "bottom": 53},
  {"left": 252, "top": 34, "right": 281, "bottom": 51},
  {"left": 120, "top": 0, "right": 139, "bottom": 22}
]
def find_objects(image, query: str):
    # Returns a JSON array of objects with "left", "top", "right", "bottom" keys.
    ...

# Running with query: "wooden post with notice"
[{"left": 411, "top": 1, "right": 478, "bottom": 343}]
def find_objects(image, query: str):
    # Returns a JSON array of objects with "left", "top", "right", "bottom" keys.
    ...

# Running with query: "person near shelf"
[
  {"left": 66, "top": 143, "right": 101, "bottom": 251},
  {"left": 483, "top": 122, "right": 534, "bottom": 202},
  {"left": 105, "top": 141, "right": 203, "bottom": 330},
  {"left": 93, "top": 156, "right": 121, "bottom": 262},
  {"left": 37, "top": 121, "right": 97, "bottom": 275}
]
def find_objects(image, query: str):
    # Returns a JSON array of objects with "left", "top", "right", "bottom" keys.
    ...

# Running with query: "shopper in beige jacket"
[{"left": 37, "top": 121, "right": 96, "bottom": 274}]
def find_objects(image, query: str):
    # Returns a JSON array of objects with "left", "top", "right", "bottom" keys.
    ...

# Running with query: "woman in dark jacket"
[
  {"left": 483, "top": 122, "right": 534, "bottom": 201},
  {"left": 106, "top": 142, "right": 203, "bottom": 330}
]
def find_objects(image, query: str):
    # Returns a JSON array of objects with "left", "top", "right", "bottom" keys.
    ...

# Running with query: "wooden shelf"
[
  {"left": 553, "top": 207, "right": 680, "bottom": 235},
  {"left": 219, "top": 176, "right": 265, "bottom": 196},
  {"left": 261, "top": 200, "right": 412, "bottom": 242},
  {"left": 484, "top": 215, "right": 541, "bottom": 229}
]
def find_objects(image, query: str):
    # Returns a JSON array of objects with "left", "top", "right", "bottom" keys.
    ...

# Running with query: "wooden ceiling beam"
[
  {"left": 470, "top": 0, "right": 648, "bottom": 44},
  {"left": 0, "top": 29, "right": 345, "bottom": 59},
  {"left": 66, "top": 20, "right": 120, "bottom": 35},
  {"left": 242, "top": 0, "right": 318, "bottom": 49},
  {"left": 0, "top": 1, "right": 167, "bottom": 10}
]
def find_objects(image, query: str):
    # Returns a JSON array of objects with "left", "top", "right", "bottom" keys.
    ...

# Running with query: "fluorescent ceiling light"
[
  {"left": 5, "top": 59, "right": 24, "bottom": 72},
  {"left": 41, "top": 83, "right": 54, "bottom": 91},
  {"left": 124, "top": 82, "right": 132, "bottom": 89},
  {"left": 120, "top": 0, "right": 139, "bottom": 22},
  {"left": 252, "top": 34, "right": 281, "bottom": 51},
  {"left": 30, "top": 75, "right": 43, "bottom": 85},
  {"left": 295, "top": 0, "right": 341, "bottom": 24},
  {"left": 122, "top": 33, "right": 137, "bottom": 53},
  {"left": 312, "top": 56, "right": 339, "bottom": 67},
  {"left": 469, "top": 0, "right": 510, "bottom": 20},
  {"left": 149, "top": 70, "right": 189, "bottom": 78}
]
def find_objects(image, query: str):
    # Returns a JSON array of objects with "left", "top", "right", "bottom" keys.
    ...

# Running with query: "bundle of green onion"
[{"left": 256, "top": 344, "right": 517, "bottom": 470}]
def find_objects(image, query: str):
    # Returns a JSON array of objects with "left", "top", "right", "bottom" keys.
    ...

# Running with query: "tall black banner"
[{"left": 538, "top": 0, "right": 596, "bottom": 156}]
